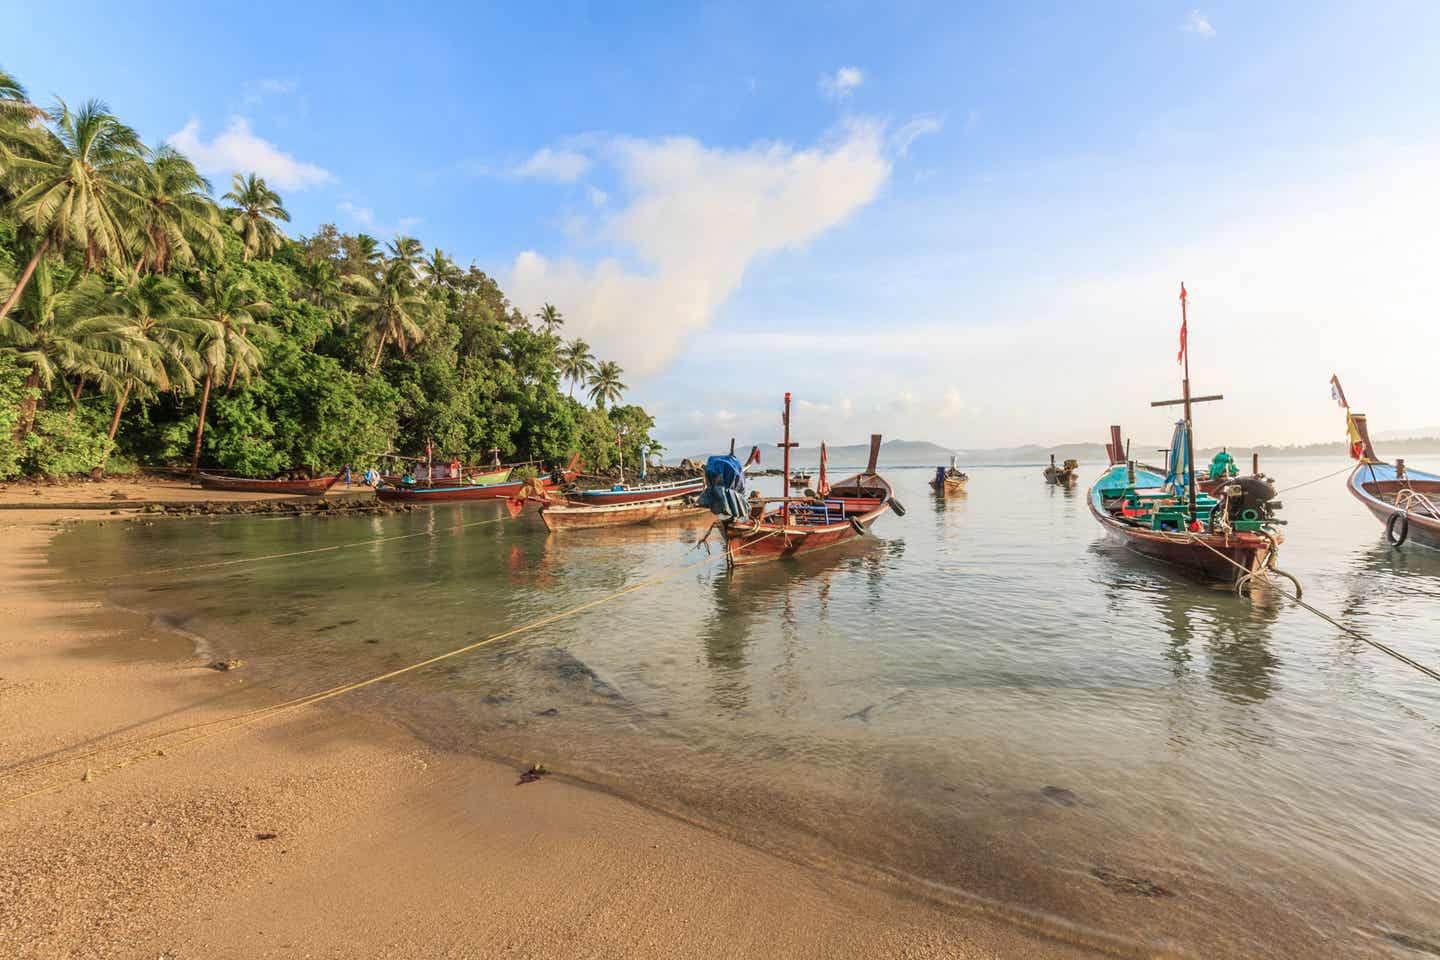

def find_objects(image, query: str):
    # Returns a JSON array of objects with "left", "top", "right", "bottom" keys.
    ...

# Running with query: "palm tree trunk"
[
  {"left": 98, "top": 383, "right": 131, "bottom": 470},
  {"left": 72, "top": 378, "right": 86, "bottom": 403},
  {"left": 0, "top": 239, "right": 50, "bottom": 324},
  {"left": 107, "top": 383, "right": 130, "bottom": 441},
  {"left": 190, "top": 369, "right": 213, "bottom": 474},
  {"left": 12, "top": 370, "right": 41, "bottom": 442},
  {"left": 370, "top": 332, "right": 388, "bottom": 369},
  {"left": 226, "top": 358, "right": 239, "bottom": 391}
]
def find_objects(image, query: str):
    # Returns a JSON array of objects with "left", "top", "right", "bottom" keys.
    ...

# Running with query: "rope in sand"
[{"left": 0, "top": 525, "right": 782, "bottom": 806}]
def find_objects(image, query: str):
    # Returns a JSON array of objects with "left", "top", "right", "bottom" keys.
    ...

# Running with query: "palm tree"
[
  {"left": 87, "top": 275, "right": 211, "bottom": 439},
  {"left": 557, "top": 338, "right": 596, "bottom": 397},
  {"left": 535, "top": 302, "right": 564, "bottom": 335},
  {"left": 0, "top": 260, "right": 128, "bottom": 440},
  {"left": 189, "top": 272, "right": 272, "bottom": 470},
  {"left": 353, "top": 261, "right": 428, "bottom": 369},
  {"left": 421, "top": 248, "right": 461, "bottom": 290},
  {"left": 386, "top": 234, "right": 424, "bottom": 281},
  {"left": 341, "top": 233, "right": 382, "bottom": 277},
  {"left": 586, "top": 359, "right": 626, "bottom": 409},
  {"left": 222, "top": 172, "right": 289, "bottom": 261},
  {"left": 0, "top": 99, "right": 146, "bottom": 323},
  {"left": 132, "top": 146, "right": 222, "bottom": 275},
  {"left": 0, "top": 66, "right": 44, "bottom": 128},
  {"left": 298, "top": 256, "right": 349, "bottom": 313}
]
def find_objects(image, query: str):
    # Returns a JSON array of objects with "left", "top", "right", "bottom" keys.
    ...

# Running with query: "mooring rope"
[
  {"left": 1, "top": 524, "right": 783, "bottom": 806},
  {"left": 1271, "top": 464, "right": 1355, "bottom": 496},
  {"left": 1160, "top": 529, "right": 1440, "bottom": 684}
]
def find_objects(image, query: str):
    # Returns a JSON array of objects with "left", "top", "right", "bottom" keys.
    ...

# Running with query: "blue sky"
[{"left": 8, "top": 2, "right": 1440, "bottom": 453}]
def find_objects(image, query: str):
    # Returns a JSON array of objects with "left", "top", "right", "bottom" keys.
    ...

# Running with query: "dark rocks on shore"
[{"left": 140, "top": 497, "right": 408, "bottom": 520}]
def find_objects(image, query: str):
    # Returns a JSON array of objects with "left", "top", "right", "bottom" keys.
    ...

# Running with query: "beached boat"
[
  {"left": 697, "top": 394, "right": 893, "bottom": 565},
  {"left": 195, "top": 471, "right": 341, "bottom": 495},
  {"left": 1043, "top": 455, "right": 1078, "bottom": 485},
  {"left": 930, "top": 456, "right": 968, "bottom": 495},
  {"left": 376, "top": 455, "right": 580, "bottom": 503},
  {"left": 1332, "top": 377, "right": 1440, "bottom": 549},
  {"left": 1088, "top": 287, "right": 1290, "bottom": 593},
  {"left": 562, "top": 476, "right": 704, "bottom": 506}
]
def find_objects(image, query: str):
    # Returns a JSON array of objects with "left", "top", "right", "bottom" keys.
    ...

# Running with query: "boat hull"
[
  {"left": 377, "top": 473, "right": 558, "bottom": 502},
  {"left": 930, "top": 478, "right": 966, "bottom": 495},
  {"left": 1347, "top": 463, "right": 1440, "bottom": 550},
  {"left": 1088, "top": 496, "right": 1271, "bottom": 583},
  {"left": 539, "top": 499, "right": 708, "bottom": 531},
  {"left": 563, "top": 478, "right": 704, "bottom": 506},
  {"left": 196, "top": 472, "right": 341, "bottom": 495},
  {"left": 722, "top": 506, "right": 886, "bottom": 565}
]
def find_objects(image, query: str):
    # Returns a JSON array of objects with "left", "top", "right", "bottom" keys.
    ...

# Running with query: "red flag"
[{"left": 1177, "top": 283, "right": 1188, "bottom": 364}]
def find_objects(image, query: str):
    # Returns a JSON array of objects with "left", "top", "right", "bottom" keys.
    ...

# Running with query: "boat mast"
[
  {"left": 1150, "top": 284, "right": 1222, "bottom": 523},
  {"left": 778, "top": 393, "right": 795, "bottom": 524}
]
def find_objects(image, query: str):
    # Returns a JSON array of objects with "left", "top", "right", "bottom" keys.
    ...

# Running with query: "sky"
[{"left": 7, "top": 1, "right": 1440, "bottom": 455}]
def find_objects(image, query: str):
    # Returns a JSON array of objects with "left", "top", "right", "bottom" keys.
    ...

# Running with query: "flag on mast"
[
  {"left": 1177, "top": 282, "right": 1188, "bottom": 365},
  {"left": 1330, "top": 374, "right": 1348, "bottom": 409}
]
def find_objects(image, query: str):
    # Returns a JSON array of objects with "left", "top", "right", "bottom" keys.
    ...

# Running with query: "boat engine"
[{"left": 1221, "top": 476, "right": 1283, "bottom": 523}]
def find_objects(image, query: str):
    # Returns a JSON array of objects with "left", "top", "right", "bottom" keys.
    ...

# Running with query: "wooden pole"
[
  {"left": 781, "top": 394, "right": 791, "bottom": 524},
  {"left": 1180, "top": 290, "right": 1199, "bottom": 523}
]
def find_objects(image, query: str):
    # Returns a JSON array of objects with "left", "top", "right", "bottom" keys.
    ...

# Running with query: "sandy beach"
[{"left": 0, "top": 503, "right": 1107, "bottom": 960}]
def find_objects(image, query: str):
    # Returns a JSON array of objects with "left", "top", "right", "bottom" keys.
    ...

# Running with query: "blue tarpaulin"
[{"left": 697, "top": 454, "right": 750, "bottom": 519}]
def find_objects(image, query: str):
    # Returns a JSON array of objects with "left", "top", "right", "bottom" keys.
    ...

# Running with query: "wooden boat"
[
  {"left": 376, "top": 455, "right": 581, "bottom": 503},
  {"left": 709, "top": 395, "right": 893, "bottom": 566},
  {"left": 790, "top": 470, "right": 813, "bottom": 485},
  {"left": 533, "top": 498, "right": 709, "bottom": 531},
  {"left": 562, "top": 476, "right": 704, "bottom": 506},
  {"left": 1043, "top": 455, "right": 1078, "bottom": 485},
  {"left": 195, "top": 471, "right": 341, "bottom": 496},
  {"left": 1088, "top": 287, "right": 1290, "bottom": 593},
  {"left": 930, "top": 456, "right": 968, "bottom": 494},
  {"left": 381, "top": 465, "right": 512, "bottom": 486},
  {"left": 1333, "top": 378, "right": 1440, "bottom": 550}
]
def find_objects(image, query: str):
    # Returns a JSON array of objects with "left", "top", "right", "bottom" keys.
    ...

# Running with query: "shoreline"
[{"left": 0, "top": 504, "right": 1099, "bottom": 960}]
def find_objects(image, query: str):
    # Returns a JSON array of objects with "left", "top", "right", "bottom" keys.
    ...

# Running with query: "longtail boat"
[
  {"left": 196, "top": 471, "right": 342, "bottom": 495},
  {"left": 534, "top": 498, "right": 708, "bottom": 531},
  {"left": 562, "top": 476, "right": 704, "bottom": 506},
  {"left": 698, "top": 393, "right": 893, "bottom": 565},
  {"left": 930, "top": 456, "right": 968, "bottom": 494},
  {"left": 1088, "top": 286, "right": 1291, "bottom": 594},
  {"left": 376, "top": 455, "right": 581, "bottom": 503},
  {"left": 1043, "top": 455, "right": 1078, "bottom": 485},
  {"left": 1333, "top": 376, "right": 1440, "bottom": 550}
]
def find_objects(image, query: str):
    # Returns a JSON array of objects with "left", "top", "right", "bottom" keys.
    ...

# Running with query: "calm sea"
[{"left": 49, "top": 458, "right": 1440, "bottom": 958}]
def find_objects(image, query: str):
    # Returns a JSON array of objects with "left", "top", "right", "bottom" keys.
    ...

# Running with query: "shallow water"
[{"left": 50, "top": 458, "right": 1440, "bottom": 957}]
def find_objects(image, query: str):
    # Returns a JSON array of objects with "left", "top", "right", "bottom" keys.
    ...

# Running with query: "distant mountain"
[
  {"left": 1375, "top": 425, "right": 1440, "bottom": 441},
  {"left": 675, "top": 434, "right": 1440, "bottom": 468}
]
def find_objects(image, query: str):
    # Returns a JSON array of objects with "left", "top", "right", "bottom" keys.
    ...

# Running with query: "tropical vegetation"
[{"left": 0, "top": 67, "right": 653, "bottom": 480}]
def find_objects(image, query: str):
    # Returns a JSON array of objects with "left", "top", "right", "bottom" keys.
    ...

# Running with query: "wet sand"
[{"left": 0, "top": 507, "right": 1105, "bottom": 960}]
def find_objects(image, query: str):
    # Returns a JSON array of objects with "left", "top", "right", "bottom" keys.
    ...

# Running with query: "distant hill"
[{"left": 675, "top": 435, "right": 1440, "bottom": 468}]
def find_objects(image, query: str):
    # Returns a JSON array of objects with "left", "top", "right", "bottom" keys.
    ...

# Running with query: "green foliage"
[
  {"left": 0, "top": 351, "right": 27, "bottom": 478},
  {"left": 22, "top": 408, "right": 112, "bottom": 476},
  {"left": 0, "top": 66, "right": 656, "bottom": 478}
]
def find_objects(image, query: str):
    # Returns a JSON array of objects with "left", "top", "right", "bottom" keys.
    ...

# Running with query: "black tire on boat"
[
  {"left": 889, "top": 497, "right": 906, "bottom": 517},
  {"left": 849, "top": 517, "right": 866, "bottom": 535},
  {"left": 1387, "top": 510, "right": 1409, "bottom": 547}
]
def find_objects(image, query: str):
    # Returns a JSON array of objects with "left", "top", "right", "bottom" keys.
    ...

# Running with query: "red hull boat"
[
  {"left": 195, "top": 471, "right": 342, "bottom": 496},
  {"left": 716, "top": 395, "right": 892, "bottom": 566}
]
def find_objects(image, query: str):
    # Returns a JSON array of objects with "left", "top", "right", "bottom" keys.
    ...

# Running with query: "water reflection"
[{"left": 1088, "top": 541, "right": 1281, "bottom": 704}]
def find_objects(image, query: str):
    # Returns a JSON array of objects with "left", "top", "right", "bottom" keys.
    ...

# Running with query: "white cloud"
[
  {"left": 585, "top": 184, "right": 609, "bottom": 207},
  {"left": 1183, "top": 10, "right": 1216, "bottom": 38},
  {"left": 512, "top": 147, "right": 591, "bottom": 182},
  {"left": 506, "top": 119, "right": 894, "bottom": 374},
  {"left": 819, "top": 66, "right": 865, "bottom": 101},
  {"left": 241, "top": 78, "right": 297, "bottom": 106},
  {"left": 893, "top": 116, "right": 941, "bottom": 156},
  {"left": 337, "top": 200, "right": 421, "bottom": 236},
  {"left": 167, "top": 117, "right": 331, "bottom": 191}
]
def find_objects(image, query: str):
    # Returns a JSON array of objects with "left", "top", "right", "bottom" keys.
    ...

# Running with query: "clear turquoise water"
[{"left": 50, "top": 459, "right": 1440, "bottom": 958}]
